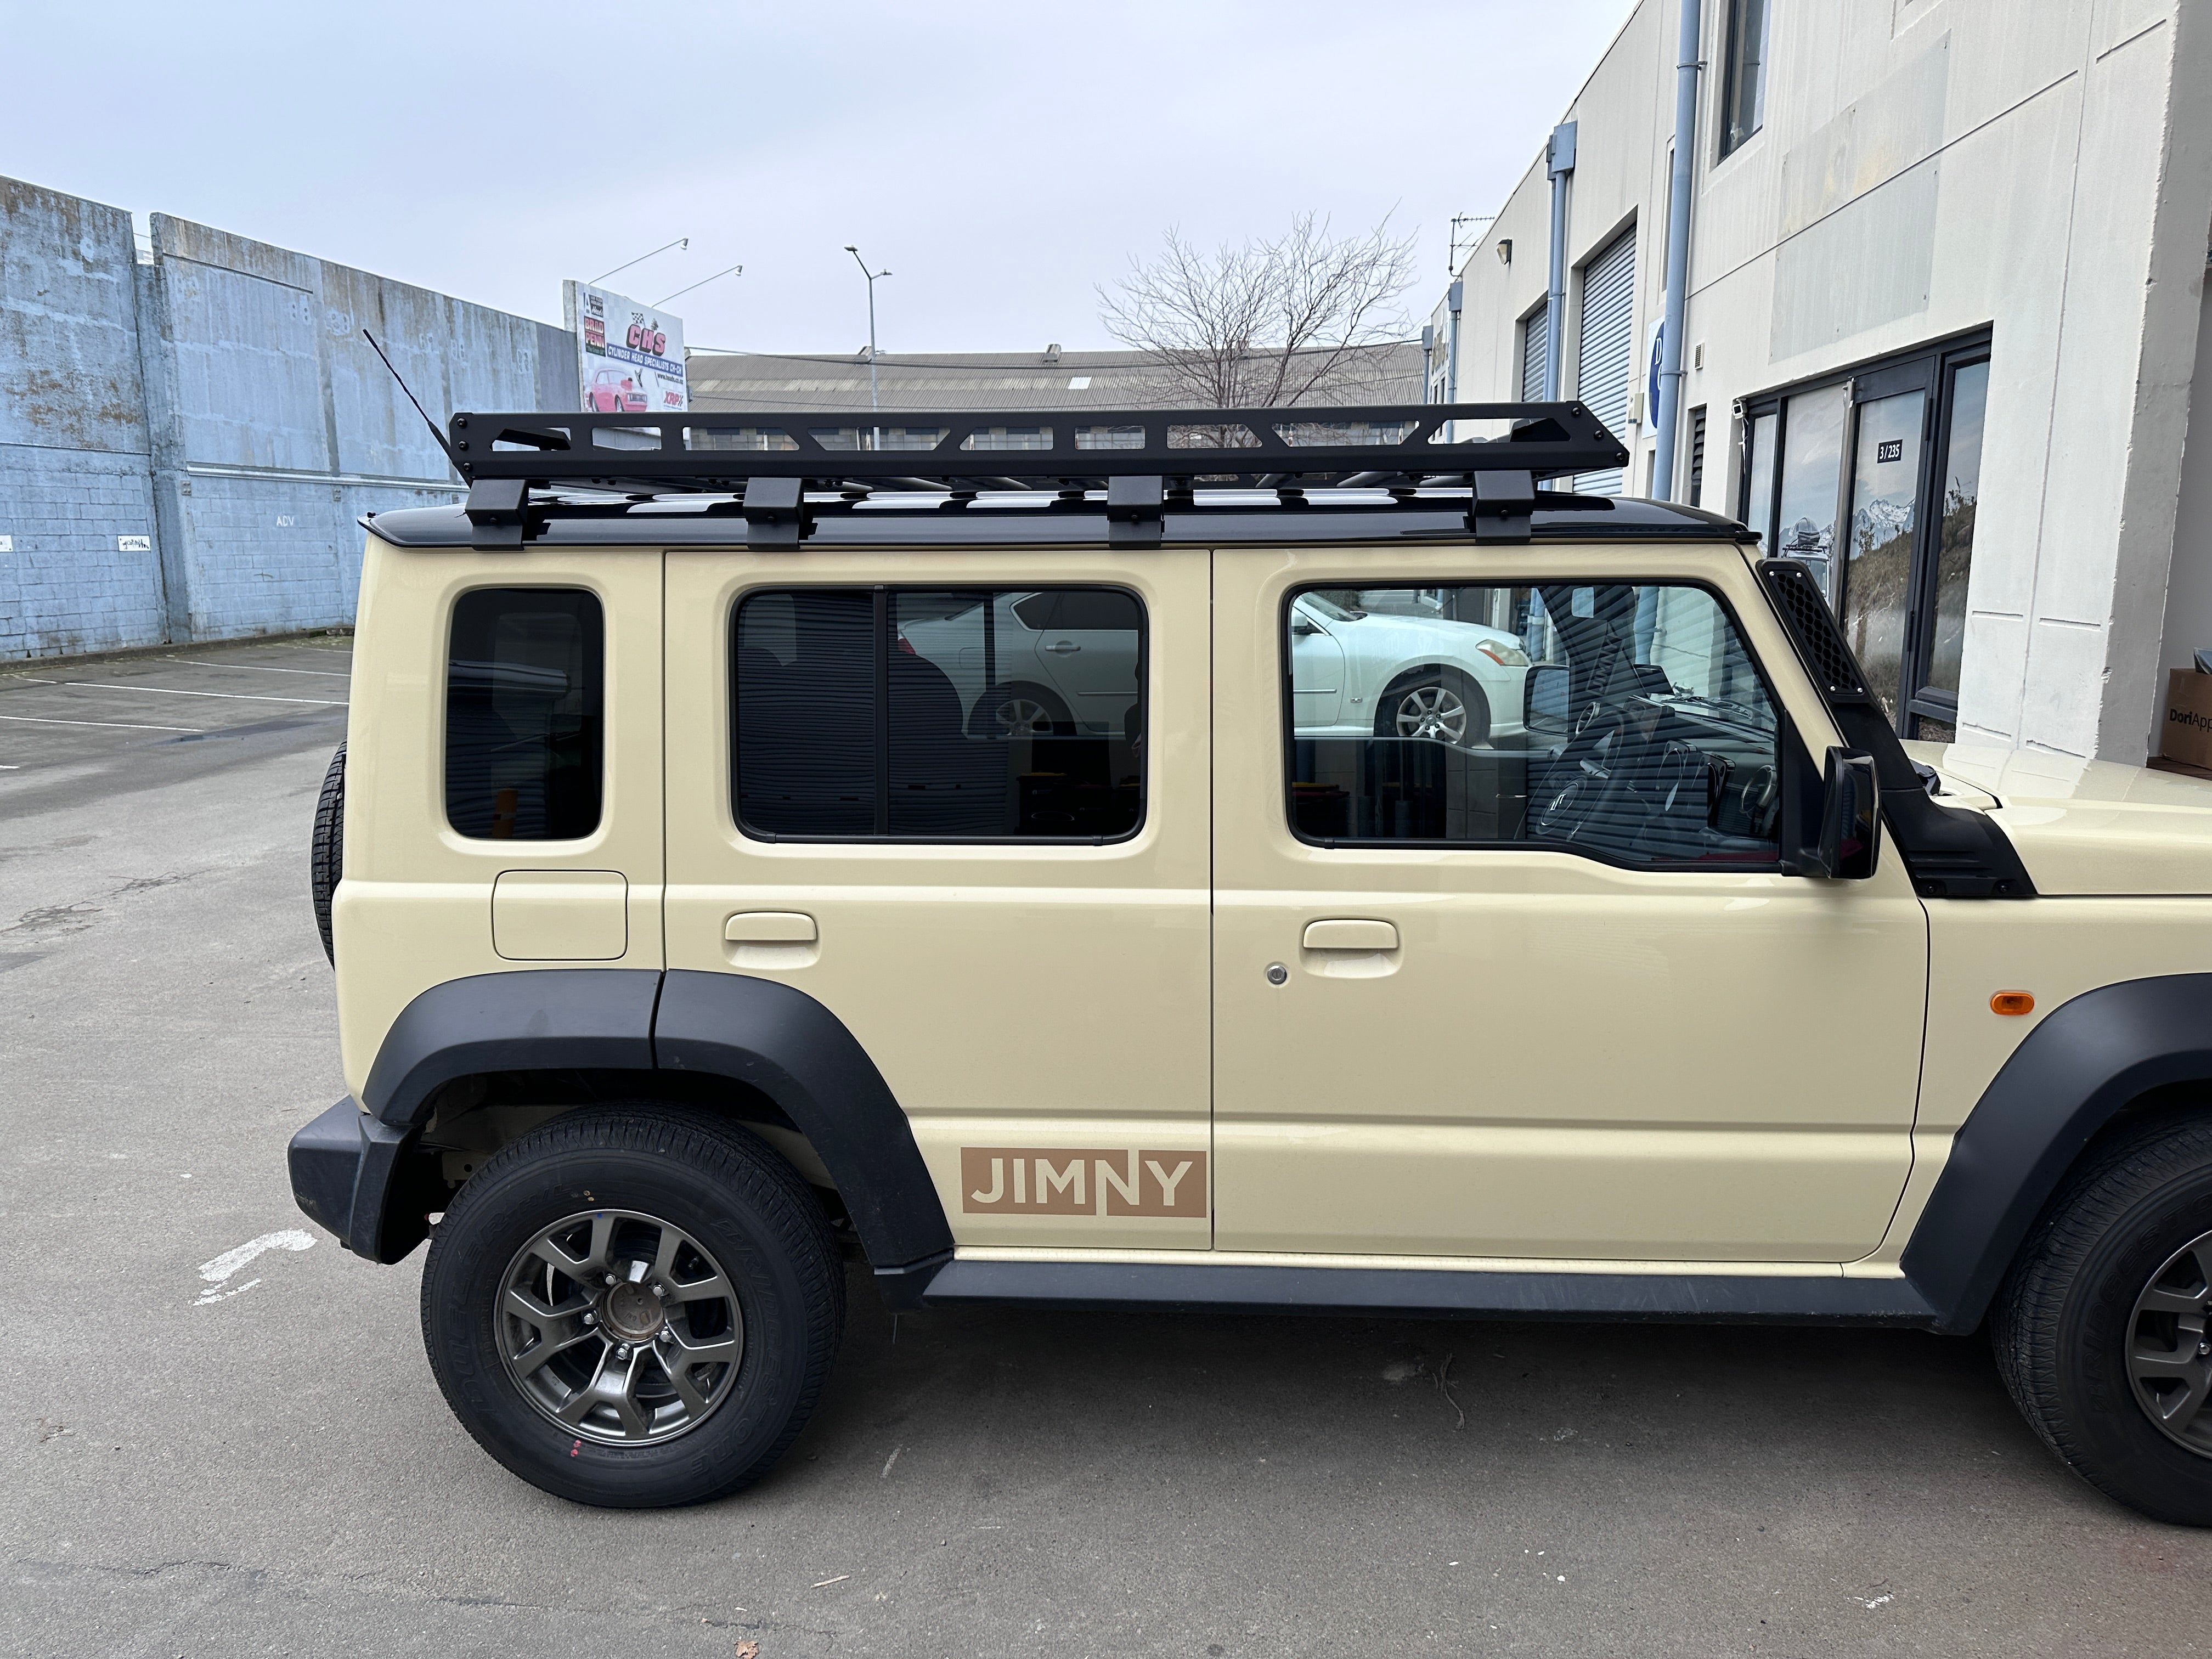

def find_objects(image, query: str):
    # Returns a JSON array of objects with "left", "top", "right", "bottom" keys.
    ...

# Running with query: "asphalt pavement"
[{"left": 3, "top": 634, "right": 2208, "bottom": 1658}]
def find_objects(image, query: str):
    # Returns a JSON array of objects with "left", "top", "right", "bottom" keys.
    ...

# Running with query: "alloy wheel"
[
  {"left": 498, "top": 1209, "right": 744, "bottom": 1446},
  {"left": 2127, "top": 1226, "right": 2212, "bottom": 1456},
  {"left": 993, "top": 696, "right": 1056, "bottom": 737},
  {"left": 1392, "top": 682, "right": 1468, "bottom": 744}
]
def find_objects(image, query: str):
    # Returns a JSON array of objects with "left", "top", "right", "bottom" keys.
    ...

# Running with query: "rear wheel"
[
  {"left": 1993, "top": 1116, "right": 2212, "bottom": 1525},
  {"left": 970, "top": 681, "right": 1073, "bottom": 738},
  {"left": 421, "top": 1104, "right": 843, "bottom": 1508}
]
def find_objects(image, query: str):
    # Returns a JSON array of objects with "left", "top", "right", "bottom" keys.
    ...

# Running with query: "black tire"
[
  {"left": 310, "top": 742, "right": 344, "bottom": 965},
  {"left": 421, "top": 1104, "right": 844, "bottom": 1509},
  {"left": 1375, "top": 667, "right": 1490, "bottom": 748},
  {"left": 1992, "top": 1115, "right": 2212, "bottom": 1525}
]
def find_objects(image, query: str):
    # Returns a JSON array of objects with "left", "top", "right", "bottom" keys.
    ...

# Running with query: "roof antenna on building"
[{"left": 361, "top": 329, "right": 466, "bottom": 478}]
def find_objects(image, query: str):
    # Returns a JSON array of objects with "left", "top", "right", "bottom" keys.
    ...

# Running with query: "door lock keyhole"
[{"left": 1265, "top": 963, "right": 1289, "bottom": 986}]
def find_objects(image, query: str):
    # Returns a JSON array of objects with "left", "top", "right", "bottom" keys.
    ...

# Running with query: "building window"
[
  {"left": 1720, "top": 0, "right": 1771, "bottom": 159},
  {"left": 733, "top": 586, "right": 1144, "bottom": 842},
  {"left": 445, "top": 588, "right": 605, "bottom": 840},
  {"left": 1283, "top": 583, "right": 1781, "bottom": 868},
  {"left": 1737, "top": 330, "right": 1992, "bottom": 736}
]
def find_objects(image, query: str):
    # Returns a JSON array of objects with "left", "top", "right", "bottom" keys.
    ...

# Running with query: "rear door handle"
[
  {"left": 1302, "top": 919, "right": 1399, "bottom": 951},
  {"left": 724, "top": 911, "right": 817, "bottom": 944},
  {"left": 1045, "top": 640, "right": 1081, "bottom": 654}
]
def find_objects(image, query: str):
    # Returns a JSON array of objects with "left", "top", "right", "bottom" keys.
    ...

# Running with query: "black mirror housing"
[
  {"left": 1809, "top": 747, "right": 1881, "bottom": 879},
  {"left": 1523, "top": 661, "right": 1571, "bottom": 738}
]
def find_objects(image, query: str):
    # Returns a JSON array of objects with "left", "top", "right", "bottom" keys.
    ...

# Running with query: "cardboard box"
[{"left": 2160, "top": 667, "right": 2212, "bottom": 770}]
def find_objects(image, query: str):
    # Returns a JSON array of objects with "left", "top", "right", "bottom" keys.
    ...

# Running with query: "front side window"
[
  {"left": 1285, "top": 583, "right": 1781, "bottom": 868},
  {"left": 1720, "top": 0, "right": 1771, "bottom": 157},
  {"left": 445, "top": 588, "right": 604, "bottom": 840},
  {"left": 734, "top": 586, "right": 1144, "bottom": 842}
]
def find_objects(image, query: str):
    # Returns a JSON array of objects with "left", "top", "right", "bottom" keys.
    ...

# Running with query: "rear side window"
[
  {"left": 445, "top": 588, "right": 604, "bottom": 840},
  {"left": 733, "top": 586, "right": 1144, "bottom": 842},
  {"left": 1285, "top": 582, "right": 1782, "bottom": 867}
]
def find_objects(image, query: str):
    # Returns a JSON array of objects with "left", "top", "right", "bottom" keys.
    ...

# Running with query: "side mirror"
[
  {"left": 1523, "top": 662, "right": 1570, "bottom": 738},
  {"left": 1810, "top": 747, "right": 1880, "bottom": 879}
]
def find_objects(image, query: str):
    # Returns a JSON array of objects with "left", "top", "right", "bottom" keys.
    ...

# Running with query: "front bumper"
[{"left": 287, "top": 1098, "right": 437, "bottom": 1263}]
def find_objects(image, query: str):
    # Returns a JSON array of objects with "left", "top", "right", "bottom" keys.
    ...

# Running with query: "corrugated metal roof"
[{"left": 685, "top": 341, "right": 1425, "bottom": 413}]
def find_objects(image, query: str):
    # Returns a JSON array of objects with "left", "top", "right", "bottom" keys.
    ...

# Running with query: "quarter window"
[
  {"left": 734, "top": 586, "right": 1144, "bottom": 842},
  {"left": 1285, "top": 583, "right": 1782, "bottom": 868},
  {"left": 445, "top": 588, "right": 605, "bottom": 840}
]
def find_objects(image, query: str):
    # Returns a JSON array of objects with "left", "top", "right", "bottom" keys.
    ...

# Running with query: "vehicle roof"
[{"left": 364, "top": 491, "right": 1754, "bottom": 549}]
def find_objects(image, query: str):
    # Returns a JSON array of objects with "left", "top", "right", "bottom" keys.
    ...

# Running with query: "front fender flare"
[{"left": 1901, "top": 973, "right": 2212, "bottom": 1331}]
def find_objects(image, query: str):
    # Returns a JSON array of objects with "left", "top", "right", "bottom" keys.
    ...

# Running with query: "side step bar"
[{"left": 907, "top": 1258, "right": 1941, "bottom": 1328}]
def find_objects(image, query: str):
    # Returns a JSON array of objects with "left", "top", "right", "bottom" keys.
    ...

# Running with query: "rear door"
[
  {"left": 664, "top": 546, "right": 1213, "bottom": 1250},
  {"left": 1210, "top": 541, "right": 1929, "bottom": 1262}
]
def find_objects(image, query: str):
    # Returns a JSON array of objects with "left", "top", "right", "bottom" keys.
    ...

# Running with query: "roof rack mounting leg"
[
  {"left": 1470, "top": 469, "right": 1534, "bottom": 544},
  {"left": 466, "top": 478, "right": 531, "bottom": 550},
  {"left": 743, "top": 476, "right": 809, "bottom": 548},
  {"left": 1107, "top": 475, "right": 1165, "bottom": 547}
]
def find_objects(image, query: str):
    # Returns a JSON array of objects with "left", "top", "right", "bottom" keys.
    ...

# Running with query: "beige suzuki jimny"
[{"left": 288, "top": 402, "right": 2212, "bottom": 1520}]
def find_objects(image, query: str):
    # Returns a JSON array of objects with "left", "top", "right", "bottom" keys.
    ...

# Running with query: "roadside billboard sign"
[{"left": 562, "top": 280, "right": 687, "bottom": 414}]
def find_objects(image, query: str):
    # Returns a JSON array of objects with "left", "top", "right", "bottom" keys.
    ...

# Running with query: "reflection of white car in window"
[
  {"left": 1289, "top": 591, "right": 1530, "bottom": 747},
  {"left": 899, "top": 590, "right": 1144, "bottom": 738}
]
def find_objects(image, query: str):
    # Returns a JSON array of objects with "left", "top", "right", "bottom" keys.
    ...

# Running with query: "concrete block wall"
[
  {"left": 0, "top": 177, "right": 165, "bottom": 658},
  {"left": 1, "top": 173, "right": 577, "bottom": 662}
]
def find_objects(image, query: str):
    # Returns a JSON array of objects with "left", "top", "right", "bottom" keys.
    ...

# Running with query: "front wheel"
[
  {"left": 1993, "top": 1117, "right": 2212, "bottom": 1525},
  {"left": 421, "top": 1105, "right": 844, "bottom": 1508},
  {"left": 1378, "top": 668, "right": 1488, "bottom": 748}
]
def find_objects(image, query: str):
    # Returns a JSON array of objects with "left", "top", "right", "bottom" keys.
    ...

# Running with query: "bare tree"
[{"left": 1098, "top": 215, "right": 1419, "bottom": 425}]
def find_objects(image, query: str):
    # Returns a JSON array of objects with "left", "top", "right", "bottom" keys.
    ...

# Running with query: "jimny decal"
[{"left": 961, "top": 1147, "right": 1207, "bottom": 1218}]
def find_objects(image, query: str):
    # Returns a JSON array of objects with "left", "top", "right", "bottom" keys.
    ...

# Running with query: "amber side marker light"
[{"left": 1991, "top": 991, "right": 2036, "bottom": 1017}]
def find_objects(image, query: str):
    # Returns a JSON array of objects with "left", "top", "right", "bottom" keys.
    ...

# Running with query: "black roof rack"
[{"left": 449, "top": 402, "right": 1629, "bottom": 549}]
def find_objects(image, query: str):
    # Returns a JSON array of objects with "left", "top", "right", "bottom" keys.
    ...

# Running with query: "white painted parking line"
[
  {"left": 162, "top": 657, "right": 352, "bottom": 679},
  {"left": 55, "top": 680, "right": 345, "bottom": 707},
  {"left": 0, "top": 713, "right": 204, "bottom": 733}
]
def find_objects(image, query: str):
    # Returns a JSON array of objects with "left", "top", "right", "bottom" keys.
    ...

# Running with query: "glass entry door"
[
  {"left": 1841, "top": 388, "right": 1928, "bottom": 720},
  {"left": 1737, "top": 331, "right": 1990, "bottom": 736}
]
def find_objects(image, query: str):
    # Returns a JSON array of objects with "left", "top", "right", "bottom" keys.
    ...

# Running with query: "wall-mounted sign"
[
  {"left": 0, "top": 535, "right": 13, "bottom": 553},
  {"left": 118, "top": 534, "right": 152, "bottom": 552},
  {"left": 562, "top": 280, "right": 687, "bottom": 414},
  {"left": 1876, "top": 438, "right": 1904, "bottom": 463}
]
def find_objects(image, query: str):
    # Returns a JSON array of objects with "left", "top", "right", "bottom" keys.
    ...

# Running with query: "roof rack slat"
[{"left": 446, "top": 402, "right": 1628, "bottom": 491}]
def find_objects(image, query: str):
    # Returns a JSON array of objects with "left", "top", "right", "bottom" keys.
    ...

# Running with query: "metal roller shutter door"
[
  {"left": 1520, "top": 305, "right": 1549, "bottom": 400},
  {"left": 1573, "top": 228, "right": 1635, "bottom": 495}
]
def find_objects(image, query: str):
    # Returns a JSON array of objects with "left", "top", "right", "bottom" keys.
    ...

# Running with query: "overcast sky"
[{"left": 17, "top": 1, "right": 1634, "bottom": 355}]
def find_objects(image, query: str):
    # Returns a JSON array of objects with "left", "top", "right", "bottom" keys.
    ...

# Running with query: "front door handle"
[
  {"left": 1302, "top": 919, "right": 1399, "bottom": 951},
  {"left": 1044, "top": 640, "right": 1081, "bottom": 654}
]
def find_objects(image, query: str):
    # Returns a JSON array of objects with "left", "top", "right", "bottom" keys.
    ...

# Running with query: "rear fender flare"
[{"left": 356, "top": 969, "right": 952, "bottom": 1274}]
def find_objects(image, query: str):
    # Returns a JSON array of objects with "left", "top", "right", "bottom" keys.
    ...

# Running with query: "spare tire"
[{"left": 311, "top": 742, "right": 345, "bottom": 966}]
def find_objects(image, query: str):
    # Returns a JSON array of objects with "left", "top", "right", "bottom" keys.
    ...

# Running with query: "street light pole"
[{"left": 843, "top": 245, "right": 891, "bottom": 450}]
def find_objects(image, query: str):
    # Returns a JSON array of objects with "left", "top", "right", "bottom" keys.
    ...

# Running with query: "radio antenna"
[{"left": 362, "top": 329, "right": 466, "bottom": 478}]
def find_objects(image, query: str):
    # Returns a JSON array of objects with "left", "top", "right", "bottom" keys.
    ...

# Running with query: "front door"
[
  {"left": 1210, "top": 544, "right": 1929, "bottom": 1262},
  {"left": 663, "top": 546, "right": 1214, "bottom": 1250}
]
